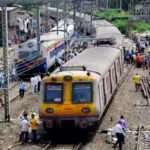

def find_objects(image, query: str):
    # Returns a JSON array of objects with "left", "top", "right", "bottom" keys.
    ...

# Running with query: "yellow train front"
[{"left": 39, "top": 70, "right": 99, "bottom": 129}]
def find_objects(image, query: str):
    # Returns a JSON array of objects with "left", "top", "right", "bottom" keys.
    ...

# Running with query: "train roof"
[
  {"left": 17, "top": 20, "right": 74, "bottom": 52},
  {"left": 93, "top": 20, "right": 123, "bottom": 47},
  {"left": 63, "top": 46, "right": 121, "bottom": 76}
]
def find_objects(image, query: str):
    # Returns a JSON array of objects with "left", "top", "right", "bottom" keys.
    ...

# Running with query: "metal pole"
[
  {"left": 2, "top": 7, "right": 10, "bottom": 122},
  {"left": 46, "top": 5, "right": 49, "bottom": 32},
  {"left": 37, "top": 7, "right": 41, "bottom": 54},
  {"left": 120, "top": 0, "right": 122, "bottom": 10},
  {"left": 64, "top": 0, "right": 67, "bottom": 61},
  {"left": 56, "top": 0, "right": 59, "bottom": 35},
  {"left": 106, "top": 0, "right": 109, "bottom": 9},
  {"left": 73, "top": 0, "right": 76, "bottom": 31},
  {"left": 90, "top": 1, "right": 93, "bottom": 32},
  {"left": 96, "top": 0, "right": 99, "bottom": 10}
]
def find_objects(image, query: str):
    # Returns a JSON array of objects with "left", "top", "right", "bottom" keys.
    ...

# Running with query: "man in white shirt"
[
  {"left": 36, "top": 75, "right": 41, "bottom": 93},
  {"left": 112, "top": 121, "right": 126, "bottom": 150},
  {"left": 30, "top": 77, "right": 34, "bottom": 94},
  {"left": 20, "top": 113, "right": 29, "bottom": 143}
]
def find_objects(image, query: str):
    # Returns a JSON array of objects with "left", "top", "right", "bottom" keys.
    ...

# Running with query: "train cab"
[{"left": 39, "top": 67, "right": 101, "bottom": 129}]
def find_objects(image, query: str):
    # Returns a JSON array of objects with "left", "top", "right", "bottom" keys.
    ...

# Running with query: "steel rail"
[
  {"left": 72, "top": 143, "right": 82, "bottom": 150},
  {"left": 136, "top": 126, "right": 142, "bottom": 150}
]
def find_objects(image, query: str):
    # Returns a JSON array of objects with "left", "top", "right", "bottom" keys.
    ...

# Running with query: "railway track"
[
  {"left": 141, "top": 76, "right": 150, "bottom": 105},
  {"left": 42, "top": 143, "right": 82, "bottom": 150},
  {"left": 135, "top": 126, "right": 150, "bottom": 150}
]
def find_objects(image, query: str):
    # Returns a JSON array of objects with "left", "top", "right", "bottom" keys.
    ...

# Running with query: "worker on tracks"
[
  {"left": 20, "top": 112, "right": 30, "bottom": 143},
  {"left": 19, "top": 80, "right": 26, "bottom": 98},
  {"left": 118, "top": 115, "right": 128, "bottom": 144},
  {"left": 132, "top": 73, "right": 141, "bottom": 92},
  {"left": 112, "top": 121, "right": 126, "bottom": 150},
  {"left": 30, "top": 113, "right": 39, "bottom": 143},
  {"left": 118, "top": 115, "right": 128, "bottom": 132}
]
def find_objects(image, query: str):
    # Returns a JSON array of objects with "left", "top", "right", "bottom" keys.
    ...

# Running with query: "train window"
[
  {"left": 72, "top": 82, "right": 93, "bottom": 103},
  {"left": 19, "top": 51, "right": 40, "bottom": 60},
  {"left": 44, "top": 83, "right": 63, "bottom": 103}
]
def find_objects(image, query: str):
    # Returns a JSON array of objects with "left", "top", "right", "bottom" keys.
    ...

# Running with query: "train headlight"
[
  {"left": 46, "top": 108, "right": 54, "bottom": 113},
  {"left": 81, "top": 107, "right": 91, "bottom": 113},
  {"left": 64, "top": 75, "right": 72, "bottom": 81}
]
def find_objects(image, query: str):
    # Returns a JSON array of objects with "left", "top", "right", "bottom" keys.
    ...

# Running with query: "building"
[{"left": 134, "top": 0, "right": 150, "bottom": 21}]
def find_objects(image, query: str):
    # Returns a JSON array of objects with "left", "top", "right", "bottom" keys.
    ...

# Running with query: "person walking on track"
[
  {"left": 112, "top": 121, "right": 126, "bottom": 150},
  {"left": 19, "top": 80, "right": 26, "bottom": 98},
  {"left": 132, "top": 73, "right": 141, "bottom": 92}
]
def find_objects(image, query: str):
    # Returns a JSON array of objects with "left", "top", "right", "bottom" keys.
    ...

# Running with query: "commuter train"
[
  {"left": 15, "top": 19, "right": 76, "bottom": 76},
  {"left": 39, "top": 20, "right": 124, "bottom": 129}
]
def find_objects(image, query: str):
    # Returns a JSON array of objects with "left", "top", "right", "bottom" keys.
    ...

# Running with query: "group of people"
[
  {"left": 30, "top": 75, "right": 41, "bottom": 94},
  {"left": 124, "top": 48, "right": 148, "bottom": 68},
  {"left": 19, "top": 111, "right": 39, "bottom": 143}
]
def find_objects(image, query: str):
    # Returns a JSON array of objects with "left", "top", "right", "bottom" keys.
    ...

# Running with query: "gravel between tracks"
[{"left": 82, "top": 65, "right": 150, "bottom": 150}]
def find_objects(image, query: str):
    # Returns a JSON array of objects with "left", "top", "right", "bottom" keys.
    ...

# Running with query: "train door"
[
  {"left": 97, "top": 82, "right": 102, "bottom": 115},
  {"left": 114, "top": 61, "right": 118, "bottom": 84},
  {"left": 109, "top": 69, "right": 113, "bottom": 94},
  {"left": 98, "top": 80, "right": 106, "bottom": 114},
  {"left": 111, "top": 64, "right": 117, "bottom": 91},
  {"left": 105, "top": 72, "right": 112, "bottom": 101},
  {"left": 118, "top": 57, "right": 122, "bottom": 77},
  {"left": 119, "top": 55, "right": 123, "bottom": 75},
  {"left": 115, "top": 58, "right": 120, "bottom": 81},
  {"left": 102, "top": 78, "right": 107, "bottom": 106}
]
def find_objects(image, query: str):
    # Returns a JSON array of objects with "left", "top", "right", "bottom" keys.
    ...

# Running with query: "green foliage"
[
  {"left": 95, "top": 9, "right": 129, "bottom": 33},
  {"left": 95, "top": 9, "right": 150, "bottom": 34},
  {"left": 112, "top": 19, "right": 128, "bottom": 34},
  {"left": 131, "top": 21, "right": 150, "bottom": 33},
  {"left": 95, "top": 9, "right": 128, "bottom": 21}
]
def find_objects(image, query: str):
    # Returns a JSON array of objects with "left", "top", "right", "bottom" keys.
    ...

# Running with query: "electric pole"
[
  {"left": 64, "top": 0, "right": 67, "bottom": 60},
  {"left": 73, "top": 0, "right": 76, "bottom": 31},
  {"left": 37, "top": 6, "right": 41, "bottom": 54},
  {"left": 2, "top": 7, "right": 10, "bottom": 122},
  {"left": 106, "top": 0, "right": 109, "bottom": 9},
  {"left": 56, "top": 0, "right": 59, "bottom": 35},
  {"left": 96, "top": 0, "right": 99, "bottom": 10},
  {"left": 120, "top": 0, "right": 122, "bottom": 10}
]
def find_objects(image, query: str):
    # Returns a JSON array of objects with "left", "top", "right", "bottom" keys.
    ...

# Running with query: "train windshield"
[
  {"left": 18, "top": 51, "right": 40, "bottom": 60},
  {"left": 72, "top": 83, "right": 93, "bottom": 103},
  {"left": 45, "top": 83, "right": 63, "bottom": 103}
]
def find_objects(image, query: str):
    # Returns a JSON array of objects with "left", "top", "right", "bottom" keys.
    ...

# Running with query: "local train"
[
  {"left": 15, "top": 19, "right": 76, "bottom": 76},
  {"left": 39, "top": 20, "right": 124, "bottom": 129}
]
